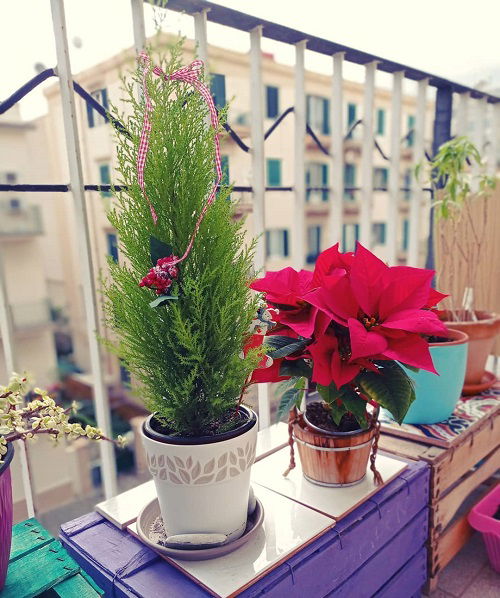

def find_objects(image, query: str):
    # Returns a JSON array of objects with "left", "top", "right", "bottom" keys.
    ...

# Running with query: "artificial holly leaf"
[
  {"left": 150, "top": 236, "right": 173, "bottom": 266},
  {"left": 149, "top": 295, "right": 178, "bottom": 308}
]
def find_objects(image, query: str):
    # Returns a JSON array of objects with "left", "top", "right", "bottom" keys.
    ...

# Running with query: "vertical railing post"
[
  {"left": 50, "top": 0, "right": 117, "bottom": 498},
  {"left": 472, "top": 96, "right": 488, "bottom": 188},
  {"left": 328, "top": 52, "right": 344, "bottom": 246},
  {"left": 487, "top": 103, "right": 499, "bottom": 175},
  {"left": 0, "top": 249, "right": 35, "bottom": 518},
  {"left": 130, "top": 0, "right": 146, "bottom": 55},
  {"left": 360, "top": 61, "right": 378, "bottom": 248},
  {"left": 249, "top": 25, "right": 270, "bottom": 429},
  {"left": 455, "top": 92, "right": 470, "bottom": 136},
  {"left": 293, "top": 39, "right": 307, "bottom": 269},
  {"left": 387, "top": 70, "right": 404, "bottom": 265},
  {"left": 407, "top": 78, "right": 428, "bottom": 267},
  {"left": 426, "top": 85, "right": 453, "bottom": 271},
  {"left": 194, "top": 9, "right": 209, "bottom": 65}
]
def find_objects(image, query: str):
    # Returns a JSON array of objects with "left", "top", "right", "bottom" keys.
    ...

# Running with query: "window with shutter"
[
  {"left": 210, "top": 74, "right": 226, "bottom": 109},
  {"left": 307, "top": 226, "right": 322, "bottom": 263},
  {"left": 402, "top": 219, "right": 409, "bottom": 250},
  {"left": 347, "top": 103, "right": 357, "bottom": 137},
  {"left": 342, "top": 223, "right": 359, "bottom": 252},
  {"left": 87, "top": 88, "right": 109, "bottom": 127},
  {"left": 99, "top": 163, "right": 112, "bottom": 197},
  {"left": 372, "top": 222, "right": 386, "bottom": 245},
  {"left": 344, "top": 163, "right": 356, "bottom": 200},
  {"left": 265, "top": 229, "right": 289, "bottom": 258},
  {"left": 266, "top": 159, "right": 282, "bottom": 187},
  {"left": 266, "top": 86, "right": 279, "bottom": 119},
  {"left": 307, "top": 95, "right": 330, "bottom": 134},
  {"left": 376, "top": 108, "right": 386, "bottom": 135},
  {"left": 373, "top": 167, "right": 389, "bottom": 189},
  {"left": 407, "top": 115, "right": 415, "bottom": 147},
  {"left": 106, "top": 232, "right": 119, "bottom": 263}
]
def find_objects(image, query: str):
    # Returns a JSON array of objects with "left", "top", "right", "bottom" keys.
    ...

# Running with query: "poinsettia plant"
[{"left": 247, "top": 243, "right": 448, "bottom": 429}]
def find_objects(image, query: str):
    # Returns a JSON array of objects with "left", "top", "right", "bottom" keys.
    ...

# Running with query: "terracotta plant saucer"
[
  {"left": 136, "top": 496, "right": 264, "bottom": 561},
  {"left": 462, "top": 371, "right": 497, "bottom": 396}
]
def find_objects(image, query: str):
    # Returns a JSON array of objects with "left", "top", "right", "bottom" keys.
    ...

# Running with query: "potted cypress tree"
[{"left": 102, "top": 45, "right": 261, "bottom": 543}]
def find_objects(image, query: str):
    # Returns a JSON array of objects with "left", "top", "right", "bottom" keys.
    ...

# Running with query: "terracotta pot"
[
  {"left": 292, "top": 412, "right": 377, "bottom": 487},
  {"left": 141, "top": 406, "right": 257, "bottom": 542},
  {"left": 0, "top": 443, "right": 14, "bottom": 590},
  {"left": 444, "top": 311, "right": 500, "bottom": 385}
]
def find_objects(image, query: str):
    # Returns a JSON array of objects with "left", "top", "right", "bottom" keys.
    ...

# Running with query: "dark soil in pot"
[
  {"left": 305, "top": 401, "right": 362, "bottom": 433},
  {"left": 144, "top": 405, "right": 257, "bottom": 445}
]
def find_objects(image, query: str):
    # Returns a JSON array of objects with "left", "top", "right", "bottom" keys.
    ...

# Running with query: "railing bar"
[
  {"left": 328, "top": 52, "right": 344, "bottom": 245},
  {"left": 130, "top": 0, "right": 146, "bottom": 55},
  {"left": 0, "top": 248, "right": 36, "bottom": 518},
  {"left": 193, "top": 9, "right": 209, "bottom": 65},
  {"left": 360, "top": 61, "right": 378, "bottom": 248},
  {"left": 50, "top": 0, "right": 117, "bottom": 498},
  {"left": 407, "top": 78, "right": 428, "bottom": 267},
  {"left": 387, "top": 70, "right": 404, "bottom": 265},
  {"left": 471, "top": 97, "right": 488, "bottom": 191},
  {"left": 293, "top": 39, "right": 307, "bottom": 269}
]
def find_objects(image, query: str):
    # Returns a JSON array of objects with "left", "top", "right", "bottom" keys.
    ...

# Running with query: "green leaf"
[
  {"left": 150, "top": 236, "right": 173, "bottom": 266},
  {"left": 279, "top": 359, "right": 312, "bottom": 378},
  {"left": 149, "top": 295, "right": 178, "bottom": 308},
  {"left": 329, "top": 401, "right": 347, "bottom": 426},
  {"left": 276, "top": 388, "right": 303, "bottom": 422},
  {"left": 316, "top": 382, "right": 341, "bottom": 406},
  {"left": 264, "top": 335, "right": 309, "bottom": 358},
  {"left": 401, "top": 363, "right": 420, "bottom": 373},
  {"left": 340, "top": 387, "right": 369, "bottom": 429},
  {"left": 357, "top": 365, "right": 415, "bottom": 424}
]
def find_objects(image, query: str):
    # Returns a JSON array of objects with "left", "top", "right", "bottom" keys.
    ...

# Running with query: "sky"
[{"left": 2, "top": 0, "right": 500, "bottom": 120}]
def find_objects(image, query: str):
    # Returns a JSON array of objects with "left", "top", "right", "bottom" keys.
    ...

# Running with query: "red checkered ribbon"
[{"left": 137, "top": 52, "right": 222, "bottom": 266}]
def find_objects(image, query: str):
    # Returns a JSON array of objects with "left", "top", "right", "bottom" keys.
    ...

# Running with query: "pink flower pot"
[
  {"left": 0, "top": 444, "right": 14, "bottom": 590},
  {"left": 468, "top": 484, "right": 500, "bottom": 573}
]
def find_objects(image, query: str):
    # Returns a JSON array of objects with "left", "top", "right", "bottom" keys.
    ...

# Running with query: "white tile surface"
[
  {"left": 251, "top": 447, "right": 407, "bottom": 520},
  {"left": 129, "top": 484, "right": 333, "bottom": 598},
  {"left": 97, "top": 423, "right": 288, "bottom": 529}
]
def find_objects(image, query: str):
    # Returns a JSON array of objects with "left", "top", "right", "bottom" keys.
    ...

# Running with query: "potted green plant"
[
  {"left": 0, "top": 373, "right": 124, "bottom": 590},
  {"left": 102, "top": 45, "right": 261, "bottom": 543},
  {"left": 418, "top": 136, "right": 499, "bottom": 392},
  {"left": 249, "top": 242, "right": 448, "bottom": 486}
]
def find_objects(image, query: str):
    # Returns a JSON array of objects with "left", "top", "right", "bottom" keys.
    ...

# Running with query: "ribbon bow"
[{"left": 136, "top": 52, "right": 222, "bottom": 267}]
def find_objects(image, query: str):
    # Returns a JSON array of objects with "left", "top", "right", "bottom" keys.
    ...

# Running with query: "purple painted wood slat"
[
  {"left": 0, "top": 444, "right": 14, "bottom": 591},
  {"left": 60, "top": 461, "right": 429, "bottom": 598},
  {"left": 375, "top": 548, "right": 427, "bottom": 598}
]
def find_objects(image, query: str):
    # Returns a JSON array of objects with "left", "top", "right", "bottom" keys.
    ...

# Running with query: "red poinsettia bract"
[{"left": 248, "top": 242, "right": 447, "bottom": 390}]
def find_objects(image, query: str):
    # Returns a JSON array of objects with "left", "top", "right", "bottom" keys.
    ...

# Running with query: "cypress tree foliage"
[{"left": 102, "top": 42, "right": 261, "bottom": 437}]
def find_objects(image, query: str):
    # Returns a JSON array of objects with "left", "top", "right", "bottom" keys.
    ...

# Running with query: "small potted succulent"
[
  {"left": 102, "top": 45, "right": 261, "bottom": 543},
  {"left": 418, "top": 136, "right": 499, "bottom": 392},
  {"left": 0, "top": 373, "right": 124, "bottom": 590},
  {"left": 249, "top": 242, "right": 448, "bottom": 486}
]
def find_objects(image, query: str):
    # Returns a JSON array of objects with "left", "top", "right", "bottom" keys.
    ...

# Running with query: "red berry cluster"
[{"left": 139, "top": 256, "right": 179, "bottom": 295}]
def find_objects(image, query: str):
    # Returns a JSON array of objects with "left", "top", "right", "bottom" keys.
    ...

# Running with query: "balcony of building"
[{"left": 0, "top": 199, "right": 43, "bottom": 238}]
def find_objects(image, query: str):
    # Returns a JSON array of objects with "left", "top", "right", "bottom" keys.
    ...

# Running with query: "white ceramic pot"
[{"left": 141, "top": 406, "right": 258, "bottom": 542}]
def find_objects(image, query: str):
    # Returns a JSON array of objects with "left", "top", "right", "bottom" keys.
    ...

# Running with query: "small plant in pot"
[
  {"left": 0, "top": 373, "right": 124, "bottom": 590},
  {"left": 418, "top": 136, "right": 499, "bottom": 393},
  {"left": 249, "top": 243, "right": 448, "bottom": 486},
  {"left": 102, "top": 45, "right": 262, "bottom": 543}
]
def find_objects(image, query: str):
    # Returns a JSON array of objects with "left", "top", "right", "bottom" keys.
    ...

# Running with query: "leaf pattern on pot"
[
  {"left": 179, "top": 469, "right": 190, "bottom": 484},
  {"left": 146, "top": 440, "right": 255, "bottom": 486},
  {"left": 204, "top": 458, "right": 215, "bottom": 474},
  {"left": 215, "top": 467, "right": 227, "bottom": 482},
  {"left": 193, "top": 474, "right": 214, "bottom": 485},
  {"left": 191, "top": 462, "right": 201, "bottom": 479}
]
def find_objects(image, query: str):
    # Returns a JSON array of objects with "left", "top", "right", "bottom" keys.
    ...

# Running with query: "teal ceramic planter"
[{"left": 401, "top": 329, "right": 469, "bottom": 424}]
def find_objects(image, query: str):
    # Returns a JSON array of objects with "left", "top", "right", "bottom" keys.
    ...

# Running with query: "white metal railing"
[{"left": 0, "top": 0, "right": 498, "bottom": 510}]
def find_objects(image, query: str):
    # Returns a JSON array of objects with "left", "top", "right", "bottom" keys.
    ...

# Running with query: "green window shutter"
[
  {"left": 347, "top": 103, "right": 357, "bottom": 127},
  {"left": 321, "top": 163, "right": 329, "bottom": 201},
  {"left": 283, "top": 229, "right": 289, "bottom": 257},
  {"left": 221, "top": 155, "right": 230, "bottom": 186},
  {"left": 265, "top": 230, "right": 271, "bottom": 257},
  {"left": 99, "top": 164, "right": 111, "bottom": 197},
  {"left": 210, "top": 74, "right": 226, "bottom": 109},
  {"left": 306, "top": 95, "right": 311, "bottom": 126},
  {"left": 402, "top": 219, "right": 409, "bottom": 250},
  {"left": 267, "top": 159, "right": 281, "bottom": 187},
  {"left": 266, "top": 86, "right": 279, "bottom": 118},
  {"left": 377, "top": 108, "right": 385, "bottom": 135},
  {"left": 344, "top": 163, "right": 356, "bottom": 199},
  {"left": 322, "top": 98, "right": 330, "bottom": 134},
  {"left": 407, "top": 115, "right": 415, "bottom": 147},
  {"left": 86, "top": 101, "right": 95, "bottom": 128}
]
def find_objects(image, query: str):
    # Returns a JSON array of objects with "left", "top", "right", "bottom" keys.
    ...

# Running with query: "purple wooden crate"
[{"left": 60, "top": 461, "right": 429, "bottom": 597}]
